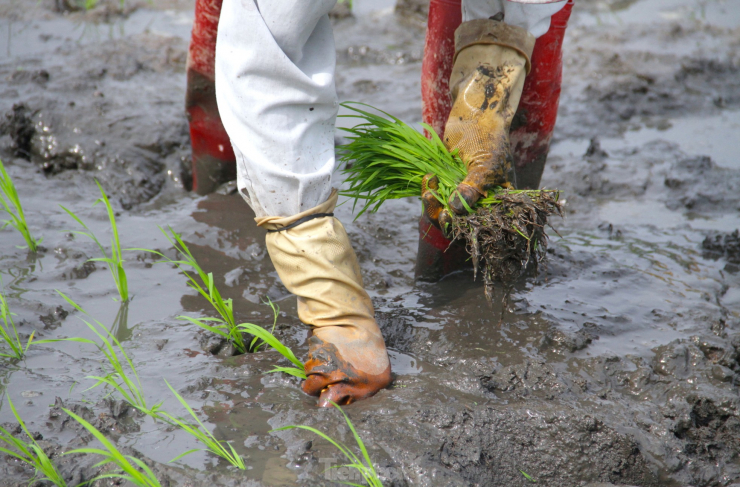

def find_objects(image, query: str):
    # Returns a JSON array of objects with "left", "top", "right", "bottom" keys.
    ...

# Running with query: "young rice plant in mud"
[
  {"left": 62, "top": 0, "right": 127, "bottom": 12},
  {"left": 138, "top": 228, "right": 306, "bottom": 378},
  {"left": 54, "top": 292, "right": 164, "bottom": 418},
  {"left": 520, "top": 469, "right": 536, "bottom": 483},
  {"left": 338, "top": 103, "right": 562, "bottom": 302},
  {"left": 0, "top": 284, "right": 35, "bottom": 360},
  {"left": 241, "top": 297, "right": 306, "bottom": 378},
  {"left": 0, "top": 158, "right": 42, "bottom": 252},
  {"left": 0, "top": 398, "right": 67, "bottom": 487},
  {"left": 63, "top": 408, "right": 162, "bottom": 487},
  {"left": 139, "top": 227, "right": 245, "bottom": 351},
  {"left": 0, "top": 280, "right": 63, "bottom": 360},
  {"left": 237, "top": 321, "right": 306, "bottom": 379},
  {"left": 61, "top": 180, "right": 129, "bottom": 302},
  {"left": 274, "top": 402, "right": 383, "bottom": 487},
  {"left": 160, "top": 380, "right": 246, "bottom": 470}
]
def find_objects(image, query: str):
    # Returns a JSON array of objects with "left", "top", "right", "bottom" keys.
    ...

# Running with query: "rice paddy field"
[{"left": 1, "top": 0, "right": 739, "bottom": 485}]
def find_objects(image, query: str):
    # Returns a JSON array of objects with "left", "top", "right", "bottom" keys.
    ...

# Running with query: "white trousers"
[{"left": 215, "top": 0, "right": 568, "bottom": 218}]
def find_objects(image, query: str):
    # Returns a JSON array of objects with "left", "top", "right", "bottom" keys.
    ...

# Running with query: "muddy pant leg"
[
  {"left": 214, "top": 0, "right": 338, "bottom": 218},
  {"left": 461, "top": 0, "right": 568, "bottom": 37},
  {"left": 215, "top": 0, "right": 391, "bottom": 407}
]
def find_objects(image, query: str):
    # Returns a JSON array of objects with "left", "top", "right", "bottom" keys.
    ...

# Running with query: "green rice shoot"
[
  {"left": 70, "top": 0, "right": 127, "bottom": 11},
  {"left": 250, "top": 298, "right": 279, "bottom": 352},
  {"left": 54, "top": 291, "right": 164, "bottom": 418},
  {"left": 237, "top": 322, "right": 306, "bottom": 379},
  {"left": 0, "top": 398, "right": 67, "bottom": 486},
  {"left": 63, "top": 408, "right": 162, "bottom": 487},
  {"left": 0, "top": 282, "right": 35, "bottom": 360},
  {"left": 273, "top": 401, "right": 382, "bottom": 487},
  {"left": 160, "top": 380, "right": 246, "bottom": 470},
  {"left": 338, "top": 102, "right": 466, "bottom": 218},
  {"left": 0, "top": 158, "right": 41, "bottom": 252},
  {"left": 138, "top": 227, "right": 246, "bottom": 352},
  {"left": 520, "top": 469, "right": 536, "bottom": 482},
  {"left": 60, "top": 180, "right": 128, "bottom": 302},
  {"left": 138, "top": 228, "right": 306, "bottom": 378}
]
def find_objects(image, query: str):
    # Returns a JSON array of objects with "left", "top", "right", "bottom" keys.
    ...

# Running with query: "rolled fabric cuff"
[
  {"left": 454, "top": 19, "right": 536, "bottom": 73},
  {"left": 255, "top": 188, "right": 338, "bottom": 230}
]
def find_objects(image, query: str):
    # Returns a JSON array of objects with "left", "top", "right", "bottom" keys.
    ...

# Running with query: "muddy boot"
[{"left": 257, "top": 190, "right": 392, "bottom": 407}]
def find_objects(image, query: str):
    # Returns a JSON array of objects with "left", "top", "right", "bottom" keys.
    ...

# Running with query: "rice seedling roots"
[{"left": 449, "top": 190, "right": 562, "bottom": 304}]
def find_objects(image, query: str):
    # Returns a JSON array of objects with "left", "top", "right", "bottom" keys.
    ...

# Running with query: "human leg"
[
  {"left": 416, "top": 0, "right": 572, "bottom": 280},
  {"left": 215, "top": 0, "right": 392, "bottom": 406}
]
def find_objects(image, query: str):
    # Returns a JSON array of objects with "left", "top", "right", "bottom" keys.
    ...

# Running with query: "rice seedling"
[
  {"left": 237, "top": 322, "right": 306, "bottom": 379},
  {"left": 338, "top": 102, "right": 562, "bottom": 302},
  {"left": 273, "top": 401, "right": 382, "bottom": 486},
  {"left": 0, "top": 284, "right": 34, "bottom": 360},
  {"left": 67, "top": 0, "right": 126, "bottom": 11},
  {"left": 138, "top": 229, "right": 305, "bottom": 378},
  {"left": 54, "top": 291, "right": 164, "bottom": 418},
  {"left": 0, "top": 397, "right": 67, "bottom": 486},
  {"left": 520, "top": 469, "right": 536, "bottom": 482},
  {"left": 60, "top": 180, "right": 128, "bottom": 302},
  {"left": 63, "top": 408, "right": 162, "bottom": 487},
  {"left": 0, "top": 158, "right": 42, "bottom": 252},
  {"left": 159, "top": 380, "right": 246, "bottom": 470},
  {"left": 237, "top": 298, "right": 305, "bottom": 377},
  {"left": 249, "top": 298, "right": 279, "bottom": 352},
  {"left": 137, "top": 227, "right": 247, "bottom": 352}
]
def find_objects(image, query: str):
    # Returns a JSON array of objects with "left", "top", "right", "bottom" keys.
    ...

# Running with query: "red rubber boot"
[
  {"left": 186, "top": 0, "right": 236, "bottom": 195},
  {"left": 415, "top": 0, "right": 465, "bottom": 282},
  {"left": 511, "top": 2, "right": 574, "bottom": 190},
  {"left": 415, "top": 1, "right": 574, "bottom": 282}
]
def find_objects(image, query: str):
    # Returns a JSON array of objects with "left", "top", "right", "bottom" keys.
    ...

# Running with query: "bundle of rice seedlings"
[{"left": 338, "top": 103, "right": 562, "bottom": 303}]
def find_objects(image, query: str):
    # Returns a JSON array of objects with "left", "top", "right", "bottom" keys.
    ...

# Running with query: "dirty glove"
[
  {"left": 421, "top": 173, "right": 454, "bottom": 236},
  {"left": 438, "top": 19, "right": 535, "bottom": 222},
  {"left": 256, "top": 190, "right": 392, "bottom": 407}
]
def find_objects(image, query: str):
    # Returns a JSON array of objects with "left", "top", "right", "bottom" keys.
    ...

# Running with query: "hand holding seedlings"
[{"left": 339, "top": 103, "right": 562, "bottom": 303}]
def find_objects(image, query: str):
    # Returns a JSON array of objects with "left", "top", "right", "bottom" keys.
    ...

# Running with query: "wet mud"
[{"left": 1, "top": 0, "right": 740, "bottom": 486}]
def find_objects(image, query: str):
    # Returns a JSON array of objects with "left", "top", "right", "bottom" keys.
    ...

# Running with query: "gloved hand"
[
  {"left": 257, "top": 190, "right": 392, "bottom": 407},
  {"left": 424, "top": 19, "right": 535, "bottom": 227},
  {"left": 421, "top": 173, "right": 452, "bottom": 236}
]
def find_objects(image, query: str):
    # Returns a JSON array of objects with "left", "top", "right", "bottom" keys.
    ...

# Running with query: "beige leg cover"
[
  {"left": 256, "top": 189, "right": 391, "bottom": 406},
  {"left": 444, "top": 19, "right": 536, "bottom": 215}
]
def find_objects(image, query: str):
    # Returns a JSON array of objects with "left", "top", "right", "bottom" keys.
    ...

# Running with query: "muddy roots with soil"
[{"left": 451, "top": 189, "right": 562, "bottom": 303}]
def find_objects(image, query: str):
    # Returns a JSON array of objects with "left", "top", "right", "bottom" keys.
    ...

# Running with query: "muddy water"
[{"left": 1, "top": 0, "right": 739, "bottom": 486}]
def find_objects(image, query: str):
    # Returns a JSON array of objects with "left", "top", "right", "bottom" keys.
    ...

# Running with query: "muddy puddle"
[{"left": 1, "top": 0, "right": 739, "bottom": 486}]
